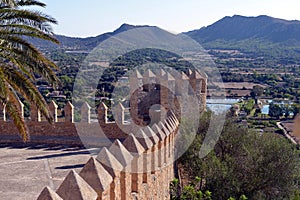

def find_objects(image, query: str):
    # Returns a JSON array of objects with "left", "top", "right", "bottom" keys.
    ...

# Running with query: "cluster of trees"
[
  {"left": 265, "top": 85, "right": 300, "bottom": 100},
  {"left": 213, "top": 49, "right": 300, "bottom": 100},
  {"left": 170, "top": 177, "right": 248, "bottom": 200},
  {"left": 269, "top": 103, "right": 300, "bottom": 119},
  {"left": 205, "top": 36, "right": 300, "bottom": 64},
  {"left": 170, "top": 177, "right": 214, "bottom": 200},
  {"left": 176, "top": 112, "right": 300, "bottom": 199},
  {"left": 220, "top": 70, "right": 300, "bottom": 100},
  {"left": 50, "top": 50, "right": 86, "bottom": 101},
  {"left": 220, "top": 71, "right": 282, "bottom": 85},
  {"left": 221, "top": 72, "right": 300, "bottom": 100},
  {"left": 97, "top": 48, "right": 193, "bottom": 94},
  {"left": 240, "top": 99, "right": 255, "bottom": 115},
  {"left": 46, "top": 47, "right": 195, "bottom": 102},
  {"left": 250, "top": 85, "right": 264, "bottom": 98}
]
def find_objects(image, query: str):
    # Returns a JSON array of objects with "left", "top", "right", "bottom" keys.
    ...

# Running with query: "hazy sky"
[{"left": 40, "top": 0, "right": 300, "bottom": 37}]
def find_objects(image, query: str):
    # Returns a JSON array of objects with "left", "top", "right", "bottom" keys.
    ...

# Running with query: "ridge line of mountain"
[{"left": 30, "top": 15, "right": 300, "bottom": 57}]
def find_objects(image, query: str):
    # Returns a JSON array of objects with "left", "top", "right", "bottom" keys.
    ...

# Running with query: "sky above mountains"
[{"left": 40, "top": 0, "right": 300, "bottom": 37}]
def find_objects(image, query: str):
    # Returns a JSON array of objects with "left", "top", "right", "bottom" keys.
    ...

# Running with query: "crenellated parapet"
[
  {"left": 0, "top": 69, "right": 206, "bottom": 147},
  {"left": 0, "top": 103, "right": 182, "bottom": 145},
  {"left": 1, "top": 68, "right": 206, "bottom": 199},
  {"left": 36, "top": 113, "right": 179, "bottom": 200}
]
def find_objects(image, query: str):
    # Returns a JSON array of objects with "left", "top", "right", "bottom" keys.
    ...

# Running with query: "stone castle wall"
[
  {"left": 0, "top": 69, "right": 207, "bottom": 200},
  {"left": 36, "top": 114, "right": 179, "bottom": 200},
  {"left": 0, "top": 68, "right": 207, "bottom": 147}
]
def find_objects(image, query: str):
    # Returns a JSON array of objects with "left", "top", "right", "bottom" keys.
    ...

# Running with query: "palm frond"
[
  {"left": 0, "top": 0, "right": 17, "bottom": 8},
  {"left": 0, "top": 35, "right": 60, "bottom": 85},
  {"left": 5, "top": 96, "right": 28, "bottom": 141},
  {"left": 0, "top": 0, "right": 59, "bottom": 141},
  {"left": 0, "top": 24, "right": 59, "bottom": 43},
  {"left": 0, "top": 8, "right": 57, "bottom": 24},
  {"left": 1, "top": 65, "right": 53, "bottom": 122},
  {"left": 0, "top": 68, "right": 28, "bottom": 142},
  {"left": 17, "top": 0, "right": 46, "bottom": 7}
]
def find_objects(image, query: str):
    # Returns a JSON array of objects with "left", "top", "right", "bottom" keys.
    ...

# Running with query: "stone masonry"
[{"left": 0, "top": 69, "right": 207, "bottom": 200}]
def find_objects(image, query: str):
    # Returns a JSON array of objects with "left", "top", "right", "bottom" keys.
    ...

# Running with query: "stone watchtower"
[{"left": 129, "top": 68, "right": 207, "bottom": 126}]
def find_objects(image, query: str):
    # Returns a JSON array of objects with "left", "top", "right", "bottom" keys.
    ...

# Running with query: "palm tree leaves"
[
  {"left": 1, "top": 24, "right": 58, "bottom": 42},
  {"left": 0, "top": 35, "right": 59, "bottom": 84},
  {"left": 17, "top": 0, "right": 46, "bottom": 7},
  {"left": 0, "top": 67, "right": 28, "bottom": 141},
  {"left": 2, "top": 65, "right": 52, "bottom": 121},
  {"left": 0, "top": 0, "right": 59, "bottom": 142},
  {"left": 4, "top": 92, "right": 28, "bottom": 141},
  {"left": 0, "top": 3, "right": 58, "bottom": 34},
  {"left": 0, "top": 0, "right": 16, "bottom": 8}
]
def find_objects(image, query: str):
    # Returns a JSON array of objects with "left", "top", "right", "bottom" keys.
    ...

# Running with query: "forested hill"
[
  {"left": 185, "top": 15, "right": 300, "bottom": 58},
  {"left": 28, "top": 23, "right": 152, "bottom": 51},
  {"left": 30, "top": 15, "right": 300, "bottom": 58},
  {"left": 186, "top": 15, "right": 300, "bottom": 43}
]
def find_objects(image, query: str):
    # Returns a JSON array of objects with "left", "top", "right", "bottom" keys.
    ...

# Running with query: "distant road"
[{"left": 277, "top": 122, "right": 297, "bottom": 144}]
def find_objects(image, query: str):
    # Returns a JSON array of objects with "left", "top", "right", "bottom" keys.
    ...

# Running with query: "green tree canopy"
[
  {"left": 250, "top": 85, "right": 264, "bottom": 98},
  {"left": 179, "top": 115, "right": 300, "bottom": 199},
  {"left": 269, "top": 102, "right": 283, "bottom": 119}
]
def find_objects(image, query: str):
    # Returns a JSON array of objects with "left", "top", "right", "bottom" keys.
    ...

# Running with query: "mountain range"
[
  {"left": 186, "top": 15, "right": 300, "bottom": 43},
  {"left": 29, "top": 23, "right": 153, "bottom": 51},
  {"left": 31, "top": 15, "right": 300, "bottom": 57}
]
